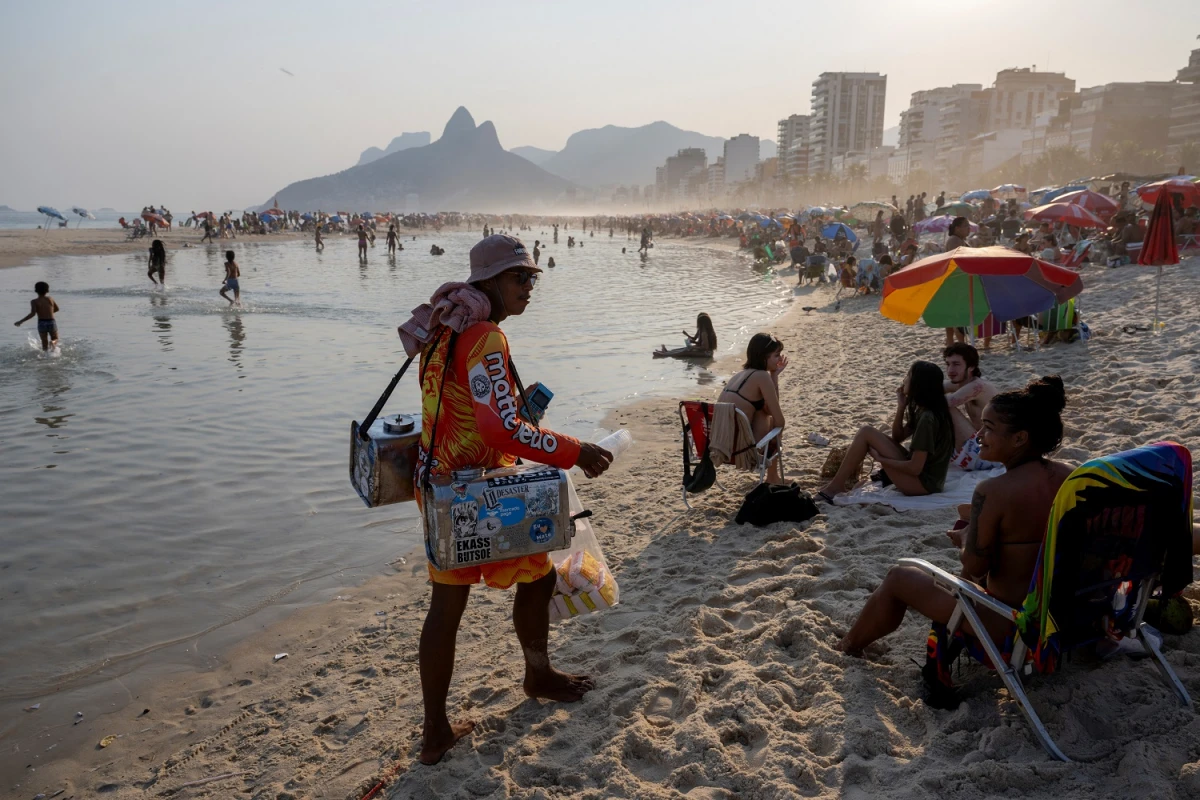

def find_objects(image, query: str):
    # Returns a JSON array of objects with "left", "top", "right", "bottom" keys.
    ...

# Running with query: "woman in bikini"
[
  {"left": 717, "top": 333, "right": 788, "bottom": 484},
  {"left": 836, "top": 376, "right": 1072, "bottom": 661}
]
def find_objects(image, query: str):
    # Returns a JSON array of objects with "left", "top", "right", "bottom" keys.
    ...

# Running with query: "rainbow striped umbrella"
[{"left": 880, "top": 246, "right": 1083, "bottom": 331}]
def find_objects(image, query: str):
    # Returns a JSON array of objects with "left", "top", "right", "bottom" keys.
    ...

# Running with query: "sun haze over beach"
[{"left": 4, "top": 2, "right": 1200, "bottom": 798}]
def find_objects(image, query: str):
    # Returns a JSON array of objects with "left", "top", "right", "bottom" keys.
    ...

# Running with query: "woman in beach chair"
[
  {"left": 716, "top": 333, "right": 788, "bottom": 484},
  {"left": 836, "top": 377, "right": 1073, "bottom": 676},
  {"left": 817, "top": 361, "right": 955, "bottom": 503},
  {"left": 655, "top": 312, "right": 717, "bottom": 360}
]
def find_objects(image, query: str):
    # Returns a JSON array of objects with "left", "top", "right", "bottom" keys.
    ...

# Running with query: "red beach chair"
[{"left": 678, "top": 400, "right": 782, "bottom": 509}]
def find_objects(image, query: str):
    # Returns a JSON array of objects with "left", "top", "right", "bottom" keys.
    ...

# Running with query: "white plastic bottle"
[{"left": 595, "top": 429, "right": 634, "bottom": 460}]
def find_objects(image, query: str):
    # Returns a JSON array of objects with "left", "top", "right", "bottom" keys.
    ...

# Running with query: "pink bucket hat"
[{"left": 468, "top": 234, "right": 540, "bottom": 284}]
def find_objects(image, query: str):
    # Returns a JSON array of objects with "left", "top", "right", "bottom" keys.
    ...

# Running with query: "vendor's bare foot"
[
  {"left": 419, "top": 719, "right": 475, "bottom": 765},
  {"left": 524, "top": 668, "right": 594, "bottom": 702}
]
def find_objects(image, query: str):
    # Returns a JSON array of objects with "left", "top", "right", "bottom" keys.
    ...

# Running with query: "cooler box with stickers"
[{"left": 423, "top": 465, "right": 575, "bottom": 571}]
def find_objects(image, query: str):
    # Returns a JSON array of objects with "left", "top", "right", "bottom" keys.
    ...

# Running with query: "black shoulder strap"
[
  {"left": 357, "top": 328, "right": 447, "bottom": 441},
  {"left": 506, "top": 356, "right": 540, "bottom": 431}
]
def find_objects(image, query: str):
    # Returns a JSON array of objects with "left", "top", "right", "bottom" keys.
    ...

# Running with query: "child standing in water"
[
  {"left": 357, "top": 225, "right": 369, "bottom": 259},
  {"left": 219, "top": 250, "right": 241, "bottom": 306},
  {"left": 315, "top": 224, "right": 324, "bottom": 251},
  {"left": 386, "top": 223, "right": 399, "bottom": 255},
  {"left": 14, "top": 281, "right": 61, "bottom": 350}
]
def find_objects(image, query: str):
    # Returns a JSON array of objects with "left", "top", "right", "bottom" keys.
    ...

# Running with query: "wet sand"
[{"left": 8, "top": 249, "right": 1200, "bottom": 799}]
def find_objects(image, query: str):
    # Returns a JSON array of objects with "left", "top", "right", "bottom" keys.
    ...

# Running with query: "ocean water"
[
  {"left": 0, "top": 209, "right": 136, "bottom": 230},
  {"left": 0, "top": 231, "right": 790, "bottom": 705}
]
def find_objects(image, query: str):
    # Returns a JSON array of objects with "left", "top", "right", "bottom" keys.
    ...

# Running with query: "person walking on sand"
[
  {"left": 14, "top": 281, "right": 61, "bottom": 350},
  {"left": 404, "top": 234, "right": 612, "bottom": 766},
  {"left": 147, "top": 239, "right": 167, "bottom": 287},
  {"left": 219, "top": 250, "right": 241, "bottom": 306}
]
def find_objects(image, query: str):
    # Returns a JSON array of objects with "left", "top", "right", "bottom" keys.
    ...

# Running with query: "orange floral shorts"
[{"left": 427, "top": 553, "right": 552, "bottom": 590}]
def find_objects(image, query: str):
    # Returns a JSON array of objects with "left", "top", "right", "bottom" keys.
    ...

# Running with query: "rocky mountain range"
[
  {"left": 356, "top": 132, "right": 432, "bottom": 166},
  {"left": 509, "top": 146, "right": 558, "bottom": 166},
  {"left": 271, "top": 108, "right": 574, "bottom": 212}
]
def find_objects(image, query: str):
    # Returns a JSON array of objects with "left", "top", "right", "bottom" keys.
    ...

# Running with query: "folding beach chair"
[
  {"left": 1059, "top": 240, "right": 1091, "bottom": 269},
  {"left": 678, "top": 400, "right": 782, "bottom": 509},
  {"left": 901, "top": 442, "right": 1194, "bottom": 761}
]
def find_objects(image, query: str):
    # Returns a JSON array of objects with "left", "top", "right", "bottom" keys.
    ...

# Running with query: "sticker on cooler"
[
  {"left": 450, "top": 499, "right": 479, "bottom": 540},
  {"left": 529, "top": 517, "right": 555, "bottom": 545}
]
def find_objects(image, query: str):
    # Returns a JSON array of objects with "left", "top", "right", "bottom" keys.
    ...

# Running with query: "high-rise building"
[
  {"left": 988, "top": 68, "right": 1075, "bottom": 131},
  {"left": 663, "top": 148, "right": 707, "bottom": 200},
  {"left": 776, "top": 114, "right": 810, "bottom": 176},
  {"left": 933, "top": 89, "right": 993, "bottom": 182},
  {"left": 1170, "top": 49, "right": 1200, "bottom": 161},
  {"left": 723, "top": 134, "right": 760, "bottom": 185},
  {"left": 1067, "top": 82, "right": 1177, "bottom": 157},
  {"left": 899, "top": 85, "right": 982, "bottom": 149},
  {"left": 808, "top": 72, "right": 887, "bottom": 175}
]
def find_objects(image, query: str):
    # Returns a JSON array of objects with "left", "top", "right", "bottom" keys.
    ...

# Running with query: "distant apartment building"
[
  {"left": 1170, "top": 48, "right": 1200, "bottom": 161},
  {"left": 776, "top": 114, "right": 810, "bottom": 177},
  {"left": 988, "top": 68, "right": 1076, "bottom": 131},
  {"left": 707, "top": 157, "right": 725, "bottom": 199},
  {"left": 893, "top": 85, "right": 980, "bottom": 181},
  {"left": 723, "top": 134, "right": 760, "bottom": 185},
  {"left": 662, "top": 148, "right": 707, "bottom": 201},
  {"left": 933, "top": 88, "right": 993, "bottom": 182},
  {"left": 1067, "top": 82, "right": 1176, "bottom": 157},
  {"left": 809, "top": 72, "right": 887, "bottom": 176}
]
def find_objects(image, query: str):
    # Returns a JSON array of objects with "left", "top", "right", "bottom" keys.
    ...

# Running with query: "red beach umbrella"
[
  {"left": 1136, "top": 177, "right": 1200, "bottom": 209},
  {"left": 1024, "top": 202, "right": 1107, "bottom": 228},
  {"left": 1138, "top": 191, "right": 1179, "bottom": 330},
  {"left": 1053, "top": 189, "right": 1119, "bottom": 218}
]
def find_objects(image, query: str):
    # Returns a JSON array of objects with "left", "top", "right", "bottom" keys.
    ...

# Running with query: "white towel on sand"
[{"left": 832, "top": 465, "right": 1006, "bottom": 511}]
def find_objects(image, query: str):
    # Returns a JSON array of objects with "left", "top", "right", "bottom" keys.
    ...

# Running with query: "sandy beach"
[{"left": 8, "top": 249, "right": 1200, "bottom": 799}]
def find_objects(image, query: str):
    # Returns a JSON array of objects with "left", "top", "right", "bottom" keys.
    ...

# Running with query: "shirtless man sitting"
[
  {"left": 837, "top": 376, "right": 1072, "bottom": 663},
  {"left": 943, "top": 343, "right": 999, "bottom": 471}
]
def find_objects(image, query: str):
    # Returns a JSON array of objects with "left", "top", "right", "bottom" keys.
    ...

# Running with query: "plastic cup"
[{"left": 595, "top": 429, "right": 633, "bottom": 461}]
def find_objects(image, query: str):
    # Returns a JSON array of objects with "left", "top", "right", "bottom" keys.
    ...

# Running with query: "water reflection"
[
  {"left": 223, "top": 313, "right": 245, "bottom": 373},
  {"left": 150, "top": 294, "right": 172, "bottom": 353},
  {"left": 33, "top": 367, "right": 72, "bottom": 431}
]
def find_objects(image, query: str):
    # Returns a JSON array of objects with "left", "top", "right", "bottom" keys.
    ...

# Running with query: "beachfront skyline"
[{"left": 2, "top": 0, "right": 1198, "bottom": 210}]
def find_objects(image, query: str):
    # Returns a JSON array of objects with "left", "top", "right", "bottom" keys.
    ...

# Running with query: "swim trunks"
[
  {"left": 224, "top": 278, "right": 239, "bottom": 291},
  {"left": 37, "top": 319, "right": 57, "bottom": 336},
  {"left": 427, "top": 553, "right": 553, "bottom": 589},
  {"left": 950, "top": 434, "right": 1002, "bottom": 472}
]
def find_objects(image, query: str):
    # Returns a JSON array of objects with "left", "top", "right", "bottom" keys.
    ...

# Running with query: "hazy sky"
[{"left": 2, "top": 0, "right": 1198, "bottom": 210}]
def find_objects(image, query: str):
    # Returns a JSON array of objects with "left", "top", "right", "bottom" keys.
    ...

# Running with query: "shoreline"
[{"left": 9, "top": 248, "right": 1200, "bottom": 797}]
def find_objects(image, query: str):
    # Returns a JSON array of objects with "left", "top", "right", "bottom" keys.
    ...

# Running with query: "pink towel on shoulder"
[{"left": 398, "top": 282, "right": 492, "bottom": 357}]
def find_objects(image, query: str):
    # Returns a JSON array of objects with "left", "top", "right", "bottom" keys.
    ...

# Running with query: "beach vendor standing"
[{"left": 400, "top": 234, "right": 613, "bottom": 765}]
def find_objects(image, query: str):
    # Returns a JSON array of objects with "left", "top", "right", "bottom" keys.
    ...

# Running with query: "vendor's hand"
[{"left": 575, "top": 443, "right": 613, "bottom": 479}]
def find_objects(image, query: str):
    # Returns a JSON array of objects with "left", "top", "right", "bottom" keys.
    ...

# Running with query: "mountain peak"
[
  {"left": 475, "top": 120, "right": 502, "bottom": 150},
  {"left": 442, "top": 107, "right": 477, "bottom": 140}
]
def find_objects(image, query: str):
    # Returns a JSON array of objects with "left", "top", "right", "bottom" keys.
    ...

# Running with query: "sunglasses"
[{"left": 507, "top": 269, "right": 538, "bottom": 288}]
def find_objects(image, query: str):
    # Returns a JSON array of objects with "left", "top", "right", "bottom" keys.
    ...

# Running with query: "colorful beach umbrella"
[
  {"left": 880, "top": 246, "right": 1083, "bottom": 335},
  {"left": 1024, "top": 202, "right": 1107, "bottom": 229},
  {"left": 959, "top": 189, "right": 992, "bottom": 202},
  {"left": 1136, "top": 177, "right": 1200, "bottom": 209},
  {"left": 1137, "top": 191, "right": 1179, "bottom": 330}
]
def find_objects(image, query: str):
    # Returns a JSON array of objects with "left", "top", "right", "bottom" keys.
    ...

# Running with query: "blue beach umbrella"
[
  {"left": 1041, "top": 185, "right": 1088, "bottom": 203},
  {"left": 960, "top": 189, "right": 991, "bottom": 202},
  {"left": 820, "top": 222, "right": 858, "bottom": 245},
  {"left": 37, "top": 206, "right": 65, "bottom": 221}
]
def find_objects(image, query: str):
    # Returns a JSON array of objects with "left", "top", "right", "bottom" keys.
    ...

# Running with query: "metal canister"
[
  {"left": 423, "top": 464, "right": 575, "bottom": 571},
  {"left": 350, "top": 413, "right": 422, "bottom": 507}
]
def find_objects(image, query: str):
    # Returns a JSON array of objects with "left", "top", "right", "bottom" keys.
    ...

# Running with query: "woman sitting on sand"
[
  {"left": 817, "top": 361, "right": 954, "bottom": 502},
  {"left": 835, "top": 377, "right": 1072, "bottom": 671},
  {"left": 656, "top": 313, "right": 717, "bottom": 359},
  {"left": 718, "top": 333, "right": 788, "bottom": 484}
]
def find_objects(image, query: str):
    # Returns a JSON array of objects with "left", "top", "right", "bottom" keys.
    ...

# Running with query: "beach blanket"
[{"left": 833, "top": 465, "right": 1005, "bottom": 511}]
